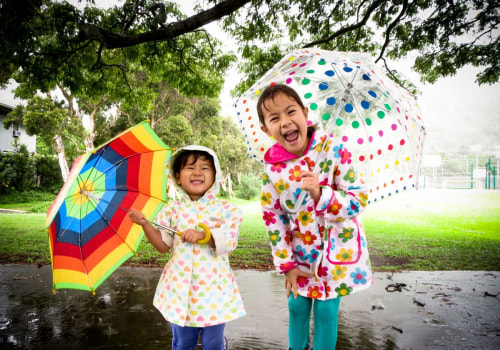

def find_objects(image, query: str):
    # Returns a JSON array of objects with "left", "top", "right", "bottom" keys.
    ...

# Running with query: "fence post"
[{"left": 470, "top": 163, "right": 474, "bottom": 189}]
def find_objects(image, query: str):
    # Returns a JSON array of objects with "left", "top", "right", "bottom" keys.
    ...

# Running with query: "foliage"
[
  {"left": 0, "top": 0, "right": 236, "bottom": 98},
  {"left": 234, "top": 174, "right": 260, "bottom": 200},
  {"left": 223, "top": 0, "right": 499, "bottom": 95},
  {"left": 0, "top": 152, "right": 63, "bottom": 194},
  {"left": 4, "top": 96, "right": 83, "bottom": 157},
  {"left": 2, "top": 0, "right": 497, "bottom": 95},
  {"left": 2, "top": 0, "right": 497, "bottom": 191}
]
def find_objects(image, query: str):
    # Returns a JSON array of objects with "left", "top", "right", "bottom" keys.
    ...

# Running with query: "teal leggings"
[{"left": 288, "top": 295, "right": 341, "bottom": 350}]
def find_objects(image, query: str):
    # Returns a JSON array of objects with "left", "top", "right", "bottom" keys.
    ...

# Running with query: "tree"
[
  {"left": 1, "top": 0, "right": 497, "bottom": 188},
  {"left": 3, "top": 96, "right": 78, "bottom": 180},
  {"left": 223, "top": 0, "right": 499, "bottom": 95},
  {"left": 0, "top": 0, "right": 236, "bottom": 98},
  {"left": 1, "top": 0, "right": 497, "bottom": 96}
]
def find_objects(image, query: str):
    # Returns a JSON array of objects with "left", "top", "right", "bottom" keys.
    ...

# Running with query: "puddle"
[{"left": 0, "top": 265, "right": 498, "bottom": 349}]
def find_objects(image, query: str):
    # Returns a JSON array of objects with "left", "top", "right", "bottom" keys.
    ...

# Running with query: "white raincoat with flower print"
[
  {"left": 153, "top": 145, "right": 246, "bottom": 326},
  {"left": 261, "top": 128, "right": 372, "bottom": 300}
]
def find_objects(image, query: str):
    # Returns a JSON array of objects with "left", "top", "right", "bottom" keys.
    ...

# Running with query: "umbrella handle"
[
  {"left": 152, "top": 221, "right": 211, "bottom": 244},
  {"left": 280, "top": 189, "right": 308, "bottom": 214},
  {"left": 196, "top": 223, "right": 212, "bottom": 244}
]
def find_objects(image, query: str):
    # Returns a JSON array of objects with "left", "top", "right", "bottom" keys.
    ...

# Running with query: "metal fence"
[{"left": 419, "top": 158, "right": 499, "bottom": 189}]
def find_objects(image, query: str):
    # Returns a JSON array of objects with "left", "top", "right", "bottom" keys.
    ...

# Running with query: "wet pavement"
[{"left": 0, "top": 264, "right": 499, "bottom": 349}]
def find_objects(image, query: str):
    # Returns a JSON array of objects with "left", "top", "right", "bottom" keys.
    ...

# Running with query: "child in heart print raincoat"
[
  {"left": 257, "top": 84, "right": 372, "bottom": 350},
  {"left": 128, "top": 145, "right": 245, "bottom": 350}
]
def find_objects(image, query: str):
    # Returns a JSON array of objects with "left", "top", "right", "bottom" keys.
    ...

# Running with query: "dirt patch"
[{"left": 369, "top": 250, "right": 410, "bottom": 271}]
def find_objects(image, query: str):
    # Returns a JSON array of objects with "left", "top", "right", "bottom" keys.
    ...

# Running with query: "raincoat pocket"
[{"left": 324, "top": 219, "right": 362, "bottom": 265}]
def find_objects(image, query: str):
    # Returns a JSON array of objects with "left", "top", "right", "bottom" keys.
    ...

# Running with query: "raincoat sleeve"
[
  {"left": 315, "top": 143, "right": 369, "bottom": 221},
  {"left": 156, "top": 204, "right": 176, "bottom": 248},
  {"left": 260, "top": 170, "right": 298, "bottom": 274},
  {"left": 210, "top": 203, "right": 243, "bottom": 257}
]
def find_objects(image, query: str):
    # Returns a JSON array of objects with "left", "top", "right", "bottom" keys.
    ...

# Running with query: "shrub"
[
  {"left": 0, "top": 153, "right": 63, "bottom": 194},
  {"left": 235, "top": 174, "right": 261, "bottom": 200}
]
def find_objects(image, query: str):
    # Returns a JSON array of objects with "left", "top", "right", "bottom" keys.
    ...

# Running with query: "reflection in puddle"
[{"left": 0, "top": 266, "right": 498, "bottom": 349}]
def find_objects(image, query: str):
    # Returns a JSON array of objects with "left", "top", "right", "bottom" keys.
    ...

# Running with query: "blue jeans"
[
  {"left": 171, "top": 323, "right": 226, "bottom": 350},
  {"left": 288, "top": 295, "right": 341, "bottom": 350}
]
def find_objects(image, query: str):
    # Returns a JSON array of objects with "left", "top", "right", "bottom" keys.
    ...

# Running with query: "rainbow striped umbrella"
[{"left": 46, "top": 121, "right": 172, "bottom": 294}]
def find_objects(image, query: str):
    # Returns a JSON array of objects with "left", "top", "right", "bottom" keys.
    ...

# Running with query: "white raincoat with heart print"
[{"left": 153, "top": 145, "right": 246, "bottom": 327}]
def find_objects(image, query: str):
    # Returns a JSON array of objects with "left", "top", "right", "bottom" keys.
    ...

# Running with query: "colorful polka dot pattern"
[{"left": 234, "top": 49, "right": 426, "bottom": 204}]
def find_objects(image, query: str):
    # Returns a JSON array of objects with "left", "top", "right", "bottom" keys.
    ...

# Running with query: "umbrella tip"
[{"left": 146, "top": 119, "right": 151, "bottom": 123}]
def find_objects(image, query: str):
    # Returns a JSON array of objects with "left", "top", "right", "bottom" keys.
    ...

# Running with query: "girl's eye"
[{"left": 288, "top": 109, "right": 296, "bottom": 115}]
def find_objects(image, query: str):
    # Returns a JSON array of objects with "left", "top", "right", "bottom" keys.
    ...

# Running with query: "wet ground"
[{"left": 0, "top": 265, "right": 498, "bottom": 349}]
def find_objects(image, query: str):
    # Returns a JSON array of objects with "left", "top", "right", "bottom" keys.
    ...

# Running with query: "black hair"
[
  {"left": 256, "top": 84, "right": 306, "bottom": 126},
  {"left": 172, "top": 150, "right": 215, "bottom": 177}
]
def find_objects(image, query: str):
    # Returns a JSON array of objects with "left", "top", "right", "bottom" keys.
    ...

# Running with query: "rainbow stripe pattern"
[{"left": 46, "top": 121, "right": 172, "bottom": 293}]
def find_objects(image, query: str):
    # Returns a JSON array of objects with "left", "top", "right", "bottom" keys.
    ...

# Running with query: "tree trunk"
[
  {"left": 227, "top": 173, "right": 234, "bottom": 198},
  {"left": 84, "top": 109, "right": 96, "bottom": 151},
  {"left": 54, "top": 134, "right": 69, "bottom": 181}
]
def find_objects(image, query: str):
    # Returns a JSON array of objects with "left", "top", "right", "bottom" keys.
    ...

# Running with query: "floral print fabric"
[{"left": 261, "top": 129, "right": 373, "bottom": 300}]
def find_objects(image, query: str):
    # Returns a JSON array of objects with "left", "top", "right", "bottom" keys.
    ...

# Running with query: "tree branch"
[
  {"left": 304, "top": 0, "right": 384, "bottom": 48},
  {"left": 375, "top": 0, "right": 408, "bottom": 64},
  {"left": 79, "top": 0, "right": 251, "bottom": 49}
]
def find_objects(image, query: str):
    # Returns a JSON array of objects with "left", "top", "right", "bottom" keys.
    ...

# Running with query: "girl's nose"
[{"left": 281, "top": 118, "right": 291, "bottom": 128}]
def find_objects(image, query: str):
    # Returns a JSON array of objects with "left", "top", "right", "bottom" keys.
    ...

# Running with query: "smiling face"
[
  {"left": 260, "top": 92, "right": 310, "bottom": 157},
  {"left": 174, "top": 154, "right": 215, "bottom": 201}
]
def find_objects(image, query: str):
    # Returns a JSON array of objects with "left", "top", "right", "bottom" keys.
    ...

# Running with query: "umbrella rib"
[
  {"left": 92, "top": 148, "right": 166, "bottom": 179},
  {"left": 78, "top": 189, "right": 99, "bottom": 294},
  {"left": 85, "top": 191, "right": 140, "bottom": 253},
  {"left": 83, "top": 147, "right": 168, "bottom": 202}
]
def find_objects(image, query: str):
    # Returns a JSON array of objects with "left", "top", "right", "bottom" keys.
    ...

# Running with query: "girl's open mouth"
[{"left": 283, "top": 130, "right": 299, "bottom": 143}]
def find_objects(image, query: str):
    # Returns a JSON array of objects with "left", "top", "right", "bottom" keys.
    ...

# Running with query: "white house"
[{"left": 0, "top": 82, "right": 36, "bottom": 153}]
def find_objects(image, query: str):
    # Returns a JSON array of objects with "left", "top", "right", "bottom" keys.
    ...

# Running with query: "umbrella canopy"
[
  {"left": 234, "top": 48, "right": 425, "bottom": 204},
  {"left": 46, "top": 121, "right": 172, "bottom": 293}
]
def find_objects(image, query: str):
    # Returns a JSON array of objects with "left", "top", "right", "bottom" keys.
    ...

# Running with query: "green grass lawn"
[
  {"left": 0, "top": 189, "right": 499, "bottom": 271},
  {"left": 362, "top": 189, "right": 500, "bottom": 270}
]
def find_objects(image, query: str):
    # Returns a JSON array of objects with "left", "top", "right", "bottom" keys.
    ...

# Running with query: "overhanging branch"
[
  {"left": 79, "top": 0, "right": 251, "bottom": 49},
  {"left": 304, "top": 0, "right": 384, "bottom": 48}
]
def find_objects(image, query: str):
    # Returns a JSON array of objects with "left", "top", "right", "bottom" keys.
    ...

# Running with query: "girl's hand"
[
  {"left": 285, "top": 267, "right": 313, "bottom": 299},
  {"left": 128, "top": 209, "right": 147, "bottom": 226},
  {"left": 181, "top": 228, "right": 207, "bottom": 244},
  {"left": 299, "top": 170, "right": 321, "bottom": 202}
]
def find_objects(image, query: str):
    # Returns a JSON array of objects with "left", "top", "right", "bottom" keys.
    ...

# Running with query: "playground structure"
[{"left": 420, "top": 155, "right": 498, "bottom": 190}]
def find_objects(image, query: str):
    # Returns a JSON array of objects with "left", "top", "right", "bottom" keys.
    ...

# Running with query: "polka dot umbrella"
[
  {"left": 234, "top": 48, "right": 426, "bottom": 205},
  {"left": 46, "top": 121, "right": 173, "bottom": 293}
]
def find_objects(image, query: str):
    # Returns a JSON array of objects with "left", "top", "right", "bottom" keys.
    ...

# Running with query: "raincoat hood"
[{"left": 166, "top": 145, "right": 221, "bottom": 201}]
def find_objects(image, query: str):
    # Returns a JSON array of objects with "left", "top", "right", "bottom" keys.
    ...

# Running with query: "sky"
[{"left": 15, "top": 0, "right": 500, "bottom": 159}]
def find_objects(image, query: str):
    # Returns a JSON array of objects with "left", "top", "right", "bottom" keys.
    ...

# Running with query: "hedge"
[{"left": 0, "top": 150, "right": 63, "bottom": 194}]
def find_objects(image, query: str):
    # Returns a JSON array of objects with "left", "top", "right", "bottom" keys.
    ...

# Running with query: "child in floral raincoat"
[
  {"left": 129, "top": 145, "right": 245, "bottom": 350},
  {"left": 257, "top": 84, "right": 372, "bottom": 350}
]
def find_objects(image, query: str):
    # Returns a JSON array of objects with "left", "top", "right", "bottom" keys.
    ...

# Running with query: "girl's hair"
[
  {"left": 256, "top": 84, "right": 305, "bottom": 126},
  {"left": 173, "top": 150, "right": 215, "bottom": 176}
]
